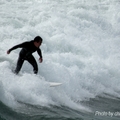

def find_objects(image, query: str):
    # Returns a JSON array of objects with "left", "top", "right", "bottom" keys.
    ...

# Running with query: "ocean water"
[{"left": 0, "top": 0, "right": 120, "bottom": 120}]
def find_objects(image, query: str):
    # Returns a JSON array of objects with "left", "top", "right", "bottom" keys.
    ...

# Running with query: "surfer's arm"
[
  {"left": 7, "top": 44, "right": 22, "bottom": 53},
  {"left": 37, "top": 48, "right": 43, "bottom": 63},
  {"left": 7, "top": 42, "right": 28, "bottom": 54}
]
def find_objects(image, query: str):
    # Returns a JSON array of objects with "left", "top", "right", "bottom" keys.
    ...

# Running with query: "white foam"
[{"left": 0, "top": 0, "right": 120, "bottom": 111}]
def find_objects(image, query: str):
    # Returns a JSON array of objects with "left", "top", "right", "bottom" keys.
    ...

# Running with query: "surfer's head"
[
  {"left": 34, "top": 36, "right": 43, "bottom": 43},
  {"left": 34, "top": 36, "right": 43, "bottom": 48}
]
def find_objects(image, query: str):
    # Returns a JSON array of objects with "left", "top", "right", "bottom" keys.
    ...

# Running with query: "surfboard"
[{"left": 48, "top": 82, "right": 62, "bottom": 87}]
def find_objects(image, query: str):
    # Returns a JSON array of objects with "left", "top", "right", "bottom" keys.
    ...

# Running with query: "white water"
[{"left": 0, "top": 0, "right": 120, "bottom": 112}]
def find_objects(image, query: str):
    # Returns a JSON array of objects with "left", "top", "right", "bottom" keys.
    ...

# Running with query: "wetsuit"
[{"left": 8, "top": 40, "right": 42, "bottom": 74}]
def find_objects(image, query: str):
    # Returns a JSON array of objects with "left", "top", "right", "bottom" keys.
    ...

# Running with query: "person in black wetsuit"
[{"left": 7, "top": 36, "right": 43, "bottom": 74}]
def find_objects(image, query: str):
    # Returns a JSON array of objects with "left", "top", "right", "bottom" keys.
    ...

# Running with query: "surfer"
[{"left": 7, "top": 36, "right": 43, "bottom": 74}]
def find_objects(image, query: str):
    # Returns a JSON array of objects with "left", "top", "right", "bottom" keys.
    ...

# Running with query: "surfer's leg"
[
  {"left": 14, "top": 56, "right": 24, "bottom": 74},
  {"left": 27, "top": 55, "right": 38, "bottom": 74}
]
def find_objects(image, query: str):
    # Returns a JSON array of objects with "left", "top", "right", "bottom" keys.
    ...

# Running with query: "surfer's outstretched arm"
[{"left": 7, "top": 42, "right": 28, "bottom": 54}]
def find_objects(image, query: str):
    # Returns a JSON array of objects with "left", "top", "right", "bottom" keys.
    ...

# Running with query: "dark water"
[
  {"left": 0, "top": 102, "right": 84, "bottom": 120},
  {"left": 1, "top": 94, "right": 120, "bottom": 120}
]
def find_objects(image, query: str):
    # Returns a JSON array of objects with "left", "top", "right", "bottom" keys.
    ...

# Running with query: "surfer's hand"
[
  {"left": 39, "top": 58, "right": 43, "bottom": 63},
  {"left": 7, "top": 50, "right": 10, "bottom": 54}
]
